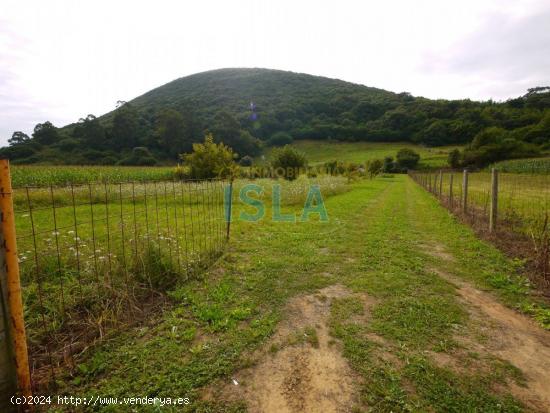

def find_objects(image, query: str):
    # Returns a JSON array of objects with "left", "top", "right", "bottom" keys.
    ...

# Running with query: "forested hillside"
[{"left": 2, "top": 68, "right": 550, "bottom": 166}]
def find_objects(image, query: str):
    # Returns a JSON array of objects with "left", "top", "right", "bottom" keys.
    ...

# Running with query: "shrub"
[
  {"left": 462, "top": 127, "right": 541, "bottom": 167},
  {"left": 270, "top": 145, "right": 307, "bottom": 180},
  {"left": 267, "top": 131, "right": 293, "bottom": 147},
  {"left": 117, "top": 147, "right": 158, "bottom": 166},
  {"left": 448, "top": 149, "right": 461, "bottom": 168},
  {"left": 173, "top": 164, "right": 188, "bottom": 179},
  {"left": 180, "top": 134, "right": 236, "bottom": 179},
  {"left": 382, "top": 156, "right": 395, "bottom": 173},
  {"left": 395, "top": 148, "right": 420, "bottom": 170},
  {"left": 367, "top": 159, "right": 383, "bottom": 178},
  {"left": 323, "top": 160, "right": 346, "bottom": 175}
]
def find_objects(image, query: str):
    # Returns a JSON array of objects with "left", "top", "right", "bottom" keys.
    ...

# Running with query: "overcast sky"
[{"left": 1, "top": 0, "right": 549, "bottom": 145}]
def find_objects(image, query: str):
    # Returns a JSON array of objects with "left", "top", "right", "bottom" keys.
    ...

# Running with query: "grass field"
[
  {"left": 261, "top": 140, "right": 461, "bottom": 168},
  {"left": 435, "top": 171, "right": 550, "bottom": 234},
  {"left": 14, "top": 175, "right": 350, "bottom": 378},
  {"left": 46, "top": 175, "right": 550, "bottom": 411}
]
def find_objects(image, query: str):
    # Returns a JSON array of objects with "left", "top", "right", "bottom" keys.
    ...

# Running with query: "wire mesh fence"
[
  {"left": 409, "top": 169, "right": 550, "bottom": 284},
  {"left": 11, "top": 178, "right": 229, "bottom": 390}
]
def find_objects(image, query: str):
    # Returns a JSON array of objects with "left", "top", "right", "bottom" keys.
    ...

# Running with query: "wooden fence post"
[
  {"left": 0, "top": 228, "right": 17, "bottom": 412},
  {"left": 462, "top": 169, "right": 468, "bottom": 213},
  {"left": 489, "top": 168, "right": 498, "bottom": 232},
  {"left": 449, "top": 173, "right": 454, "bottom": 208},
  {"left": 0, "top": 159, "right": 31, "bottom": 410},
  {"left": 439, "top": 170, "right": 443, "bottom": 197}
]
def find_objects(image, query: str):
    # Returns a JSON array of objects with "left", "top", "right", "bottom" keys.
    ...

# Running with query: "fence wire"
[
  {"left": 11, "top": 178, "right": 229, "bottom": 389},
  {"left": 410, "top": 170, "right": 550, "bottom": 285},
  {"left": 410, "top": 170, "right": 550, "bottom": 235}
]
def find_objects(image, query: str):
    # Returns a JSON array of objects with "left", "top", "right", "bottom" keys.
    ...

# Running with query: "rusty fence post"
[
  {"left": 0, "top": 159, "right": 32, "bottom": 410},
  {"left": 0, "top": 228, "right": 17, "bottom": 411},
  {"left": 489, "top": 168, "right": 498, "bottom": 232}
]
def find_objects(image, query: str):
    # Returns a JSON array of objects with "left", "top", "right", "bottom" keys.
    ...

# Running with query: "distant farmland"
[{"left": 261, "top": 140, "right": 461, "bottom": 168}]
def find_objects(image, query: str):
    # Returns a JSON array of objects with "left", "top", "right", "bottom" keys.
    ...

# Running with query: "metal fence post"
[
  {"left": 438, "top": 170, "right": 443, "bottom": 197},
  {"left": 0, "top": 159, "right": 32, "bottom": 409},
  {"left": 225, "top": 180, "right": 233, "bottom": 240},
  {"left": 490, "top": 168, "right": 498, "bottom": 232},
  {"left": 462, "top": 169, "right": 468, "bottom": 213}
]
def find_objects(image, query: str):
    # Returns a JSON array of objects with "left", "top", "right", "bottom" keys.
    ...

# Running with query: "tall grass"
[
  {"left": 11, "top": 165, "right": 175, "bottom": 187},
  {"left": 490, "top": 158, "right": 550, "bottom": 174}
]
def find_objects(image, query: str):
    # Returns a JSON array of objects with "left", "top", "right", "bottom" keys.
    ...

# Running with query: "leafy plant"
[
  {"left": 396, "top": 148, "right": 420, "bottom": 170},
  {"left": 180, "top": 134, "right": 236, "bottom": 179},
  {"left": 367, "top": 159, "right": 383, "bottom": 178},
  {"left": 270, "top": 145, "right": 307, "bottom": 180}
]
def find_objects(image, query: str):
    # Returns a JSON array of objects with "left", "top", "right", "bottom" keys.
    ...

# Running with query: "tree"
[
  {"left": 33, "top": 121, "right": 59, "bottom": 145},
  {"left": 181, "top": 134, "right": 236, "bottom": 179},
  {"left": 117, "top": 147, "right": 157, "bottom": 166},
  {"left": 211, "top": 111, "right": 261, "bottom": 157},
  {"left": 8, "top": 131, "right": 30, "bottom": 146},
  {"left": 462, "top": 127, "right": 540, "bottom": 167},
  {"left": 267, "top": 131, "right": 293, "bottom": 147},
  {"left": 155, "top": 108, "right": 193, "bottom": 158},
  {"left": 395, "top": 148, "right": 420, "bottom": 170},
  {"left": 235, "top": 130, "right": 262, "bottom": 157},
  {"left": 270, "top": 145, "right": 307, "bottom": 180},
  {"left": 448, "top": 149, "right": 461, "bottom": 168},
  {"left": 382, "top": 156, "right": 395, "bottom": 173},
  {"left": 111, "top": 103, "right": 140, "bottom": 149},
  {"left": 367, "top": 159, "right": 383, "bottom": 178},
  {"left": 211, "top": 111, "right": 241, "bottom": 143},
  {"left": 72, "top": 114, "right": 107, "bottom": 149}
]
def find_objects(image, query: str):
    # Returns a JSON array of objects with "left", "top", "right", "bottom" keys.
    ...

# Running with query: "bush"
[
  {"left": 448, "top": 149, "right": 461, "bottom": 168},
  {"left": 395, "top": 148, "right": 420, "bottom": 170},
  {"left": 323, "top": 160, "right": 346, "bottom": 175},
  {"left": 180, "top": 134, "right": 236, "bottom": 179},
  {"left": 267, "top": 132, "right": 293, "bottom": 147},
  {"left": 367, "top": 159, "right": 383, "bottom": 178},
  {"left": 270, "top": 145, "right": 307, "bottom": 180},
  {"left": 462, "top": 127, "right": 541, "bottom": 167},
  {"left": 173, "top": 164, "right": 188, "bottom": 179},
  {"left": 239, "top": 155, "right": 253, "bottom": 166},
  {"left": 117, "top": 147, "right": 158, "bottom": 166},
  {"left": 382, "top": 156, "right": 395, "bottom": 173}
]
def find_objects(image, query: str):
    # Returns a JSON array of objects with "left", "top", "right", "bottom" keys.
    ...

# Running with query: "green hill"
[{"left": 2, "top": 68, "right": 550, "bottom": 166}]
